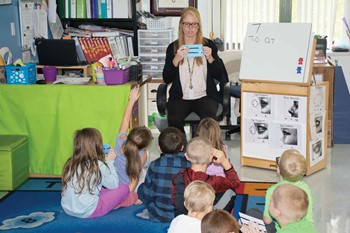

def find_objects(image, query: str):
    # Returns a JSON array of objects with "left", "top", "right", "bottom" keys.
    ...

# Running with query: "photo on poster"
[
  {"left": 275, "top": 95, "right": 307, "bottom": 123},
  {"left": 310, "top": 112, "right": 325, "bottom": 140},
  {"left": 243, "top": 93, "right": 274, "bottom": 119},
  {"left": 243, "top": 118, "right": 270, "bottom": 143},
  {"left": 275, "top": 123, "right": 302, "bottom": 149},
  {"left": 310, "top": 139, "right": 324, "bottom": 166},
  {"left": 309, "top": 85, "right": 326, "bottom": 113}
]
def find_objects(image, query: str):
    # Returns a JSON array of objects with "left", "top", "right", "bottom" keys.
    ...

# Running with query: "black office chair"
[
  {"left": 156, "top": 58, "right": 233, "bottom": 139},
  {"left": 220, "top": 83, "right": 241, "bottom": 140}
]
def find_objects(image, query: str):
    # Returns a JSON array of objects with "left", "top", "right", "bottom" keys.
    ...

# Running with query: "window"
[{"left": 221, "top": 0, "right": 348, "bottom": 51}]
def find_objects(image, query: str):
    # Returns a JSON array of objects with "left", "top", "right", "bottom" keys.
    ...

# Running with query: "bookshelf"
[{"left": 56, "top": 0, "right": 139, "bottom": 56}]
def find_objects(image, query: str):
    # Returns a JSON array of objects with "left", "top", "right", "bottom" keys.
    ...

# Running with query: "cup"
[{"left": 42, "top": 66, "right": 57, "bottom": 83}]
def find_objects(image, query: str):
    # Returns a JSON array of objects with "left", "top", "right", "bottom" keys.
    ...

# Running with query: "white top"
[
  {"left": 61, "top": 160, "right": 119, "bottom": 218},
  {"left": 168, "top": 214, "right": 201, "bottom": 233},
  {"left": 179, "top": 57, "right": 207, "bottom": 100}
]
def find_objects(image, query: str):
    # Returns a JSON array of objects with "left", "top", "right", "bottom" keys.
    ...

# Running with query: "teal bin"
[{"left": 0, "top": 135, "right": 29, "bottom": 190}]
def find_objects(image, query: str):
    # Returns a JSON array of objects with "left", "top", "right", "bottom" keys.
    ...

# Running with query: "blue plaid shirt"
[{"left": 137, "top": 152, "right": 190, "bottom": 222}]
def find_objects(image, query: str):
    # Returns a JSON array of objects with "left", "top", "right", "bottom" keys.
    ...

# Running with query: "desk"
[{"left": 0, "top": 84, "right": 131, "bottom": 175}]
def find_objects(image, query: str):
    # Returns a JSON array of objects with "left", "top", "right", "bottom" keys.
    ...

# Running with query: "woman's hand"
[
  {"left": 173, "top": 47, "right": 189, "bottom": 67},
  {"left": 105, "top": 147, "right": 116, "bottom": 161},
  {"left": 203, "top": 46, "right": 215, "bottom": 63}
]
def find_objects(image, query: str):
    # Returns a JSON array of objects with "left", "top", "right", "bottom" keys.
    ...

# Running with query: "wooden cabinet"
[{"left": 56, "top": 0, "right": 139, "bottom": 55}]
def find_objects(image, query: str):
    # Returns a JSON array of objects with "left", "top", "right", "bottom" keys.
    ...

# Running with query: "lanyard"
[{"left": 186, "top": 58, "right": 195, "bottom": 89}]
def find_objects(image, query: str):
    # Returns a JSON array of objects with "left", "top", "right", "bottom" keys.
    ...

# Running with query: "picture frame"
[
  {"left": 151, "top": 0, "right": 197, "bottom": 16},
  {"left": 0, "top": 0, "right": 12, "bottom": 5}
]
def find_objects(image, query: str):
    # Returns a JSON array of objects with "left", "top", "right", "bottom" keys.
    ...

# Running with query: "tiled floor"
[{"left": 148, "top": 132, "right": 350, "bottom": 233}]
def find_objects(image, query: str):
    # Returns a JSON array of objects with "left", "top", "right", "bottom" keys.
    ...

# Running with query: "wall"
[
  {"left": 140, "top": 0, "right": 211, "bottom": 39},
  {"left": 0, "top": 0, "right": 22, "bottom": 60}
]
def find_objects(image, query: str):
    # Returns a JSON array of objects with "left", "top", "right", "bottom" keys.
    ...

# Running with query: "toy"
[{"left": 103, "top": 144, "right": 111, "bottom": 155}]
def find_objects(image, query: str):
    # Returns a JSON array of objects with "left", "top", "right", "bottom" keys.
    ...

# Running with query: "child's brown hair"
[
  {"left": 201, "top": 209, "right": 239, "bottom": 233},
  {"left": 196, "top": 117, "right": 226, "bottom": 154},
  {"left": 61, "top": 128, "right": 105, "bottom": 195},
  {"left": 123, "top": 126, "right": 152, "bottom": 182},
  {"left": 158, "top": 127, "right": 183, "bottom": 153}
]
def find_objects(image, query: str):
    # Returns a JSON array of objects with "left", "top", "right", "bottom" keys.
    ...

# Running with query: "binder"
[
  {"left": 76, "top": 0, "right": 87, "bottom": 18},
  {"left": 107, "top": 37, "right": 121, "bottom": 59},
  {"left": 70, "top": 0, "right": 76, "bottom": 18},
  {"left": 127, "top": 36, "right": 134, "bottom": 57}
]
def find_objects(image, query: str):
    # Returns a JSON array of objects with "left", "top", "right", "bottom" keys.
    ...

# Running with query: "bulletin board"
[
  {"left": 239, "top": 23, "right": 315, "bottom": 86},
  {"left": 240, "top": 81, "right": 329, "bottom": 175}
]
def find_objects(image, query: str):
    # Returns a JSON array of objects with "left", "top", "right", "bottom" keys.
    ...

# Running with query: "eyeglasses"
[{"left": 182, "top": 22, "right": 200, "bottom": 28}]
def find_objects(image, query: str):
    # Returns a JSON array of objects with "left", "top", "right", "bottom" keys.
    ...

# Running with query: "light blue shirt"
[
  {"left": 61, "top": 160, "right": 119, "bottom": 218},
  {"left": 114, "top": 132, "right": 146, "bottom": 185}
]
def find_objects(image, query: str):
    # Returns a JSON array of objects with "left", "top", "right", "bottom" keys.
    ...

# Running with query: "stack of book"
[{"left": 58, "top": 0, "right": 131, "bottom": 19}]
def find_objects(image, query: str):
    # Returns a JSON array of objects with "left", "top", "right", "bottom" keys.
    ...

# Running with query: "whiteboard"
[{"left": 239, "top": 23, "right": 314, "bottom": 84}]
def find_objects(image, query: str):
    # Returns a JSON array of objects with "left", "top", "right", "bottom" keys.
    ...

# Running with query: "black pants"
[{"left": 166, "top": 96, "right": 219, "bottom": 133}]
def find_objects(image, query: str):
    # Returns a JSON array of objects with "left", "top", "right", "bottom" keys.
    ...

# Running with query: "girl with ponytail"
[{"left": 113, "top": 86, "right": 153, "bottom": 207}]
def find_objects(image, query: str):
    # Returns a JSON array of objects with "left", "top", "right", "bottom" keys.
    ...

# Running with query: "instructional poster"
[
  {"left": 308, "top": 85, "right": 326, "bottom": 166},
  {"left": 242, "top": 92, "right": 307, "bottom": 160}
]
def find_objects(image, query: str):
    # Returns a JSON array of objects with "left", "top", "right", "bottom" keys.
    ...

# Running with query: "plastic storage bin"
[
  {"left": 146, "top": 18, "right": 171, "bottom": 29},
  {"left": 0, "top": 135, "right": 29, "bottom": 190},
  {"left": 6, "top": 63, "right": 36, "bottom": 84},
  {"left": 103, "top": 67, "right": 129, "bottom": 85}
]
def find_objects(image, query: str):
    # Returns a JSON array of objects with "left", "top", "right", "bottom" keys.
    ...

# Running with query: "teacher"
[{"left": 162, "top": 6, "right": 226, "bottom": 138}]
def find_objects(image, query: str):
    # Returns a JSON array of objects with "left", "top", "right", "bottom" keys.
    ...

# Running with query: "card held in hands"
[
  {"left": 239, "top": 212, "right": 267, "bottom": 232},
  {"left": 184, "top": 44, "right": 203, "bottom": 58}
]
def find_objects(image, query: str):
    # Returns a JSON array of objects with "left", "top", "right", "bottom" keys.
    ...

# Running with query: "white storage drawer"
[
  {"left": 139, "top": 38, "right": 171, "bottom": 46},
  {"left": 139, "top": 46, "right": 167, "bottom": 55},
  {"left": 140, "top": 56, "right": 166, "bottom": 64},
  {"left": 138, "top": 30, "right": 172, "bottom": 39},
  {"left": 142, "top": 63, "right": 165, "bottom": 71}
]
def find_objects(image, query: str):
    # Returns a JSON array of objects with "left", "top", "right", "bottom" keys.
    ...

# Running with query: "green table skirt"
[{"left": 0, "top": 84, "right": 131, "bottom": 175}]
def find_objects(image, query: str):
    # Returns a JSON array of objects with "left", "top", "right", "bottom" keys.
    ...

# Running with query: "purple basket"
[{"left": 103, "top": 68, "right": 129, "bottom": 85}]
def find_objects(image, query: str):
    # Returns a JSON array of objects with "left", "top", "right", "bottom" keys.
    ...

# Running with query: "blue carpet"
[{"left": 0, "top": 179, "right": 274, "bottom": 232}]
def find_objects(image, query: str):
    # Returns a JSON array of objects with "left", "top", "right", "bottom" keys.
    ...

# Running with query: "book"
[
  {"left": 78, "top": 37, "right": 92, "bottom": 63},
  {"left": 73, "top": 37, "right": 86, "bottom": 62},
  {"left": 106, "top": 0, "right": 112, "bottom": 18},
  {"left": 115, "top": 36, "right": 125, "bottom": 58}
]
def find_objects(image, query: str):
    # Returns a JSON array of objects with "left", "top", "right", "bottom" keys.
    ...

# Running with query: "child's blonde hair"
[
  {"left": 272, "top": 184, "right": 308, "bottom": 222},
  {"left": 184, "top": 180, "right": 215, "bottom": 213},
  {"left": 196, "top": 117, "right": 225, "bottom": 153},
  {"left": 278, "top": 149, "right": 306, "bottom": 182},
  {"left": 123, "top": 126, "right": 152, "bottom": 181},
  {"left": 186, "top": 137, "right": 213, "bottom": 165},
  {"left": 201, "top": 209, "right": 239, "bottom": 233}
]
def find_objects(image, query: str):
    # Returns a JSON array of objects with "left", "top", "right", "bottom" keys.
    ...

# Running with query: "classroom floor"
[{"left": 148, "top": 132, "right": 350, "bottom": 233}]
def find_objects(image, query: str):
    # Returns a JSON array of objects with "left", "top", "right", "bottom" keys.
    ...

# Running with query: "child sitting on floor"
[
  {"left": 201, "top": 209, "right": 239, "bottom": 233},
  {"left": 263, "top": 149, "right": 314, "bottom": 232},
  {"left": 137, "top": 127, "right": 190, "bottom": 222},
  {"left": 113, "top": 86, "right": 153, "bottom": 207},
  {"left": 241, "top": 184, "right": 317, "bottom": 233},
  {"left": 61, "top": 128, "right": 129, "bottom": 218},
  {"left": 172, "top": 137, "right": 240, "bottom": 216},
  {"left": 168, "top": 180, "right": 215, "bottom": 233}
]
